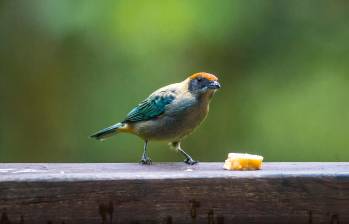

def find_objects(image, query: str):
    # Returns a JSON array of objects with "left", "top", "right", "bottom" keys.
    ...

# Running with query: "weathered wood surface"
[{"left": 0, "top": 162, "right": 348, "bottom": 224}]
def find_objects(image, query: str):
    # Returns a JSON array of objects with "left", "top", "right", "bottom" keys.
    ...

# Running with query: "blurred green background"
[{"left": 1, "top": 1, "right": 349, "bottom": 162}]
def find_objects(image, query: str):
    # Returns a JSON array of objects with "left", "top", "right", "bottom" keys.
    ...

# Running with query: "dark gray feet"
[
  {"left": 140, "top": 156, "right": 152, "bottom": 165},
  {"left": 184, "top": 157, "right": 198, "bottom": 165}
]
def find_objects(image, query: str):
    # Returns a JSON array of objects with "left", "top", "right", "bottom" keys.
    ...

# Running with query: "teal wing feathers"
[{"left": 124, "top": 91, "right": 175, "bottom": 122}]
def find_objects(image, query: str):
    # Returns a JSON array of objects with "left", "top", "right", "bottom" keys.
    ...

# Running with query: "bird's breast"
[{"left": 132, "top": 96, "right": 209, "bottom": 141}]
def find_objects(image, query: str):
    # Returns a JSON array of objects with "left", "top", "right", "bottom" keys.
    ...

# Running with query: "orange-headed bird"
[{"left": 91, "top": 72, "right": 221, "bottom": 165}]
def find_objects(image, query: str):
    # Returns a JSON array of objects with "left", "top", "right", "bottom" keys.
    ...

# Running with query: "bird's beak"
[{"left": 208, "top": 80, "right": 221, "bottom": 89}]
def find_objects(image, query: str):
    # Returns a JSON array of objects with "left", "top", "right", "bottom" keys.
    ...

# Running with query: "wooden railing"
[{"left": 0, "top": 163, "right": 348, "bottom": 224}]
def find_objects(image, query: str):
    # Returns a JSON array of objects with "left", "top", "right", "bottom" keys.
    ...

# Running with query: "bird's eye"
[{"left": 197, "top": 77, "right": 203, "bottom": 82}]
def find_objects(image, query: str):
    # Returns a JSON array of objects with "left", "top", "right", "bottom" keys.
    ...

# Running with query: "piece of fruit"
[{"left": 224, "top": 153, "right": 263, "bottom": 170}]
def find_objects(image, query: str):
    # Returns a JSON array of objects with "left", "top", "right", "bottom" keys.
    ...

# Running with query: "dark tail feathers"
[{"left": 90, "top": 123, "right": 124, "bottom": 140}]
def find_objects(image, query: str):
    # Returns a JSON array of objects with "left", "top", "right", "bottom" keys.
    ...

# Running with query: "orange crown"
[{"left": 189, "top": 72, "right": 218, "bottom": 81}]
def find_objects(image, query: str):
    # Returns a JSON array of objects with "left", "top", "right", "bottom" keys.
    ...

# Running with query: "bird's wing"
[{"left": 124, "top": 90, "right": 176, "bottom": 122}]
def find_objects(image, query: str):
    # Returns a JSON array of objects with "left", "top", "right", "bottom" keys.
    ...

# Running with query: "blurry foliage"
[{"left": 1, "top": 1, "right": 349, "bottom": 162}]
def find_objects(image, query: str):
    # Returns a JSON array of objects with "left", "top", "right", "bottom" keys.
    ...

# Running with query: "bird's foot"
[
  {"left": 184, "top": 158, "right": 198, "bottom": 165},
  {"left": 140, "top": 157, "right": 152, "bottom": 165}
]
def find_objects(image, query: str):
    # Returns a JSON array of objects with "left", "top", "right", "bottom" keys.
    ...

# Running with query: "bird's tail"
[{"left": 90, "top": 123, "right": 125, "bottom": 140}]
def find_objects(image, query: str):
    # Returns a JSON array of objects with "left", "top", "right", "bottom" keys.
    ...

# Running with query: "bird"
[{"left": 90, "top": 72, "right": 221, "bottom": 165}]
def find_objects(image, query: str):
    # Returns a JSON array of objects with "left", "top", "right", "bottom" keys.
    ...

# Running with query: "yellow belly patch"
[{"left": 118, "top": 124, "right": 134, "bottom": 133}]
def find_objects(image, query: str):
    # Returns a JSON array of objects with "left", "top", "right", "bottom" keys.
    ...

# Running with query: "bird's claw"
[
  {"left": 184, "top": 158, "right": 198, "bottom": 165},
  {"left": 140, "top": 157, "right": 152, "bottom": 165}
]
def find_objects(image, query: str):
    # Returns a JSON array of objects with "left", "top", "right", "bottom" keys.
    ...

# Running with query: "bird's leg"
[
  {"left": 172, "top": 142, "right": 198, "bottom": 165},
  {"left": 140, "top": 140, "right": 152, "bottom": 165}
]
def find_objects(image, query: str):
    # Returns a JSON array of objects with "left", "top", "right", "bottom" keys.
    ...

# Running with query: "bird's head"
[{"left": 186, "top": 72, "right": 221, "bottom": 95}]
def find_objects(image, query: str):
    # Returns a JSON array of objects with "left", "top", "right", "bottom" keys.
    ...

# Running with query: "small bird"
[{"left": 91, "top": 72, "right": 221, "bottom": 165}]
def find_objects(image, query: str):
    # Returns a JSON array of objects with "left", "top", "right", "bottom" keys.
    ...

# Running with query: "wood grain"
[{"left": 0, "top": 163, "right": 348, "bottom": 224}]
